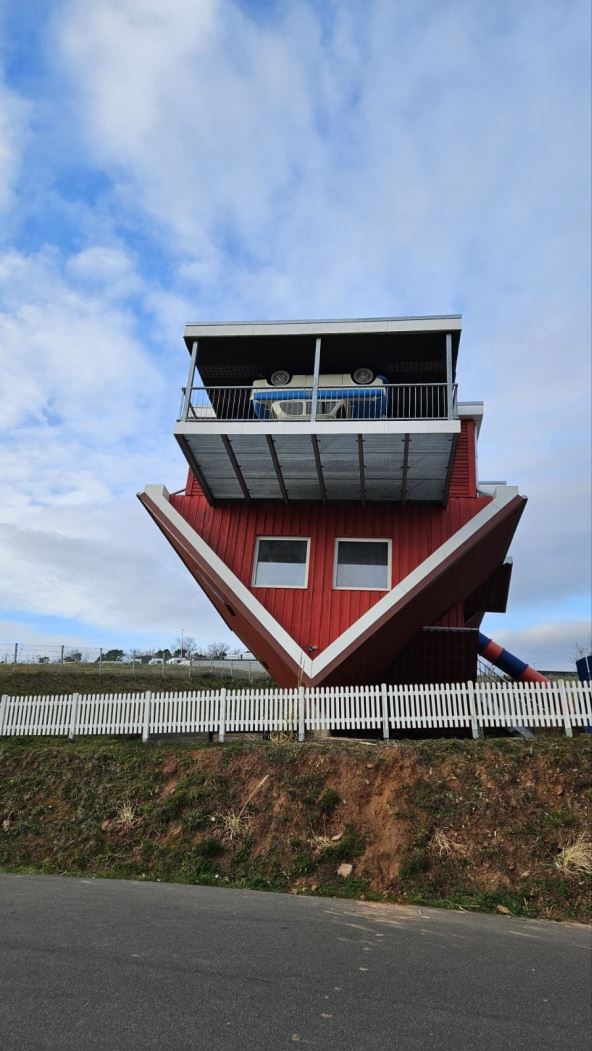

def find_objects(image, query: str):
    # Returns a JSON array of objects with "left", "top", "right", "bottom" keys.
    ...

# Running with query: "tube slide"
[{"left": 478, "top": 632, "right": 549, "bottom": 683}]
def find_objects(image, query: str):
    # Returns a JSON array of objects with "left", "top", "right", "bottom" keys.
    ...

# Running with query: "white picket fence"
[{"left": 0, "top": 681, "right": 590, "bottom": 741}]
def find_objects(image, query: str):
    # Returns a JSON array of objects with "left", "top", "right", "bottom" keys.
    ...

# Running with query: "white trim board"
[
  {"left": 141, "top": 484, "right": 520, "bottom": 682},
  {"left": 174, "top": 419, "right": 461, "bottom": 438},
  {"left": 184, "top": 315, "right": 462, "bottom": 341}
]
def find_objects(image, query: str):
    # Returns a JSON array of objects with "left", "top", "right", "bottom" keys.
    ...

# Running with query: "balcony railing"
[{"left": 178, "top": 383, "right": 458, "bottom": 423}]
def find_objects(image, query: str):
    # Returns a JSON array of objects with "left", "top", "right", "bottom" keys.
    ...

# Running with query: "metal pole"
[
  {"left": 310, "top": 337, "right": 321, "bottom": 421},
  {"left": 99, "top": 647, "right": 103, "bottom": 674},
  {"left": 181, "top": 340, "right": 198, "bottom": 421},
  {"left": 13, "top": 643, "right": 18, "bottom": 672},
  {"left": 60, "top": 644, "right": 64, "bottom": 667},
  {"left": 445, "top": 333, "right": 453, "bottom": 419},
  {"left": 132, "top": 649, "right": 136, "bottom": 674}
]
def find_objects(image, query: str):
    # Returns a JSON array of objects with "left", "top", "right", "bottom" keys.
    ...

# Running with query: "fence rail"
[{"left": 1, "top": 681, "right": 590, "bottom": 741}]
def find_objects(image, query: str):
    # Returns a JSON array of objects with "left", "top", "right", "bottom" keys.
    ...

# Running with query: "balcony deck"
[{"left": 174, "top": 384, "right": 461, "bottom": 504}]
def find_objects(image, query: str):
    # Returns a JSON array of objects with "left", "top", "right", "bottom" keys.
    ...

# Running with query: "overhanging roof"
[
  {"left": 184, "top": 315, "right": 462, "bottom": 342},
  {"left": 183, "top": 315, "right": 462, "bottom": 387}
]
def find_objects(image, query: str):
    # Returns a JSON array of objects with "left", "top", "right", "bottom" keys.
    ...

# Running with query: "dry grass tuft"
[
  {"left": 555, "top": 835, "right": 592, "bottom": 876},
  {"left": 217, "top": 810, "right": 251, "bottom": 841},
  {"left": 217, "top": 774, "right": 269, "bottom": 842},
  {"left": 430, "top": 829, "right": 456, "bottom": 857},
  {"left": 115, "top": 801, "right": 140, "bottom": 831},
  {"left": 310, "top": 830, "right": 343, "bottom": 853},
  {"left": 268, "top": 730, "right": 297, "bottom": 745}
]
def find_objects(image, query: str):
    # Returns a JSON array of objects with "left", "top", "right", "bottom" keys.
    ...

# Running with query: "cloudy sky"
[{"left": 0, "top": 0, "right": 590, "bottom": 667}]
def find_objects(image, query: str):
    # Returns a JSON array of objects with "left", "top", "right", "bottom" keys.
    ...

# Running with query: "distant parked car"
[
  {"left": 168, "top": 657, "right": 191, "bottom": 666},
  {"left": 148, "top": 658, "right": 165, "bottom": 665}
]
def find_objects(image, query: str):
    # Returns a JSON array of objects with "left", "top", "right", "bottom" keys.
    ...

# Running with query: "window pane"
[
  {"left": 336, "top": 541, "right": 389, "bottom": 589},
  {"left": 254, "top": 539, "right": 308, "bottom": 586}
]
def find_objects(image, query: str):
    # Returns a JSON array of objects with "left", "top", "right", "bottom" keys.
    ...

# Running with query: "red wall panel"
[
  {"left": 449, "top": 420, "right": 477, "bottom": 497},
  {"left": 170, "top": 482, "right": 490, "bottom": 655}
]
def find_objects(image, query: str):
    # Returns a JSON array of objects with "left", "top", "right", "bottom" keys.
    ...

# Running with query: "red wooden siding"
[
  {"left": 170, "top": 484, "right": 491, "bottom": 655},
  {"left": 449, "top": 420, "right": 477, "bottom": 497}
]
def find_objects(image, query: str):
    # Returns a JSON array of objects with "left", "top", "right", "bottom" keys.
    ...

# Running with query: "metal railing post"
[
  {"left": 446, "top": 333, "right": 453, "bottom": 418},
  {"left": 181, "top": 340, "right": 199, "bottom": 421},
  {"left": 310, "top": 337, "right": 321, "bottom": 421}
]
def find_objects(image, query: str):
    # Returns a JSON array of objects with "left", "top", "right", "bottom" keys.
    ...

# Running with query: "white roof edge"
[
  {"left": 184, "top": 315, "right": 462, "bottom": 339},
  {"left": 457, "top": 402, "right": 484, "bottom": 417},
  {"left": 458, "top": 401, "right": 484, "bottom": 437}
]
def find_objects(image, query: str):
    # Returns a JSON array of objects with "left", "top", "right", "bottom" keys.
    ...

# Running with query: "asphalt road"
[{"left": 0, "top": 875, "right": 590, "bottom": 1051}]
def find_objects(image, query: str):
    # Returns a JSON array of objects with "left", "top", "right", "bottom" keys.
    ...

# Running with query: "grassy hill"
[{"left": 1, "top": 735, "right": 590, "bottom": 922}]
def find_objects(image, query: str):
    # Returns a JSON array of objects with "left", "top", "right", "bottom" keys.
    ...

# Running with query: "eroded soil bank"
[{"left": 1, "top": 736, "right": 590, "bottom": 921}]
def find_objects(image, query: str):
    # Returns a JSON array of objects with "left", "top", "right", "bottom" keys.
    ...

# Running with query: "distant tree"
[
  {"left": 173, "top": 636, "right": 197, "bottom": 658},
  {"left": 95, "top": 648, "right": 125, "bottom": 663},
  {"left": 154, "top": 648, "right": 172, "bottom": 661},
  {"left": 206, "top": 641, "right": 230, "bottom": 660},
  {"left": 63, "top": 650, "right": 82, "bottom": 663}
]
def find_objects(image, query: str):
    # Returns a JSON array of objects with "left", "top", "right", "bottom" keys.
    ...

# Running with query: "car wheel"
[
  {"left": 269, "top": 369, "right": 292, "bottom": 386},
  {"left": 352, "top": 367, "right": 375, "bottom": 385}
]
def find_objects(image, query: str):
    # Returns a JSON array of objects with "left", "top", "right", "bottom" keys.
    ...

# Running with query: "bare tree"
[
  {"left": 174, "top": 636, "right": 197, "bottom": 657},
  {"left": 206, "top": 641, "right": 230, "bottom": 660}
]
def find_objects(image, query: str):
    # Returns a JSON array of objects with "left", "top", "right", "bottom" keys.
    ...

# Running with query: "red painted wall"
[
  {"left": 170, "top": 421, "right": 486, "bottom": 655},
  {"left": 449, "top": 420, "right": 477, "bottom": 497}
]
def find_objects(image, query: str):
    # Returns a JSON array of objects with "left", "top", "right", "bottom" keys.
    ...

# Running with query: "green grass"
[{"left": 0, "top": 662, "right": 272, "bottom": 697}]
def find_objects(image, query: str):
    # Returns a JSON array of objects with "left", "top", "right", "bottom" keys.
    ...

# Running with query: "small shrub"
[
  {"left": 195, "top": 838, "right": 225, "bottom": 860},
  {"left": 400, "top": 848, "right": 430, "bottom": 879},
  {"left": 320, "top": 824, "right": 364, "bottom": 862},
  {"left": 317, "top": 788, "right": 340, "bottom": 814}
]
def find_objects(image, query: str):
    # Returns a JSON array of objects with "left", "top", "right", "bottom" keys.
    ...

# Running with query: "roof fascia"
[{"left": 184, "top": 315, "right": 462, "bottom": 342}]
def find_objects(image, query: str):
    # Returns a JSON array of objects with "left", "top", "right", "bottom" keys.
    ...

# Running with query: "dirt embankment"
[{"left": 1, "top": 736, "right": 590, "bottom": 921}]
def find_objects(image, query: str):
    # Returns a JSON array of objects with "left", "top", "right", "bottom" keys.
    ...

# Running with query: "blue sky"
[{"left": 0, "top": 0, "right": 590, "bottom": 667}]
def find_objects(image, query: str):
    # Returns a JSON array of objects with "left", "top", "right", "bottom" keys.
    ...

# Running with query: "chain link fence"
[{"left": 0, "top": 642, "right": 267, "bottom": 681}]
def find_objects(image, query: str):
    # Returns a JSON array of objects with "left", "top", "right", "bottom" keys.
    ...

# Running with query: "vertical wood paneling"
[
  {"left": 449, "top": 420, "right": 477, "bottom": 497},
  {"left": 170, "top": 482, "right": 490, "bottom": 655}
]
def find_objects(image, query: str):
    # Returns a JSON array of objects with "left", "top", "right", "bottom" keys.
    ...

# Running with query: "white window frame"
[
  {"left": 252, "top": 536, "right": 311, "bottom": 589},
  {"left": 333, "top": 537, "right": 392, "bottom": 591}
]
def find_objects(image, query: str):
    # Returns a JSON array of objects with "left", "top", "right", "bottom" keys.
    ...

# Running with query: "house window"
[
  {"left": 252, "top": 538, "right": 310, "bottom": 588},
  {"left": 334, "top": 539, "right": 391, "bottom": 590}
]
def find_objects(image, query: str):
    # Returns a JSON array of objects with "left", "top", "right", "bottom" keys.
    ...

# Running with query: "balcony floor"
[{"left": 175, "top": 421, "right": 460, "bottom": 504}]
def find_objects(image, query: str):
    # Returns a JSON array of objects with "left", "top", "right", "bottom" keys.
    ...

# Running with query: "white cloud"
[
  {"left": 66, "top": 246, "right": 141, "bottom": 299},
  {"left": 491, "top": 620, "right": 592, "bottom": 672},
  {"left": 0, "top": 246, "right": 163, "bottom": 443}
]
